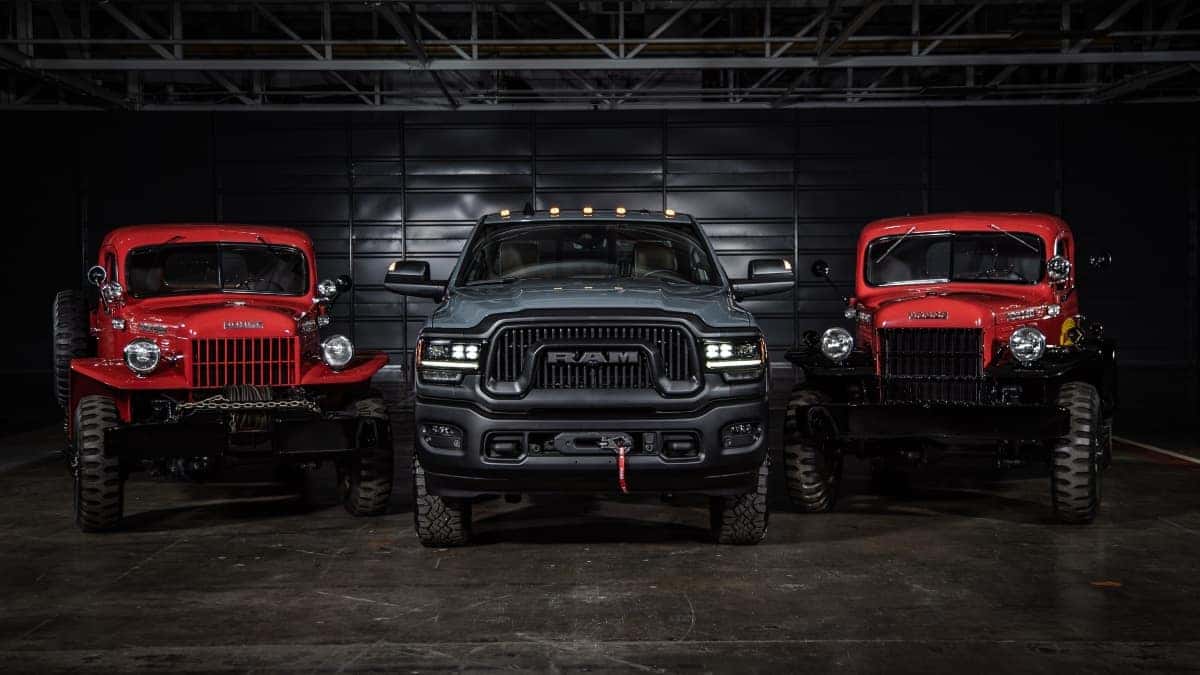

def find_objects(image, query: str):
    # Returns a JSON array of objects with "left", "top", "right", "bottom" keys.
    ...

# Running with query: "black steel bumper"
[
  {"left": 105, "top": 417, "right": 359, "bottom": 461},
  {"left": 807, "top": 403, "right": 1070, "bottom": 441},
  {"left": 415, "top": 397, "right": 769, "bottom": 497}
]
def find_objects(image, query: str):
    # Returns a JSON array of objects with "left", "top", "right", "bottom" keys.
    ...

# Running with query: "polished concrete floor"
[{"left": 1, "top": 418, "right": 1199, "bottom": 672}]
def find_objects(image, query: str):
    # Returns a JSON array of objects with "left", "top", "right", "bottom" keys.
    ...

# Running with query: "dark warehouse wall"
[{"left": 1, "top": 106, "right": 1197, "bottom": 433}]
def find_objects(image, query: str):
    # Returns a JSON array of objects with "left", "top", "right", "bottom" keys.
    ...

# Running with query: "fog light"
[
  {"left": 420, "top": 369, "right": 463, "bottom": 384},
  {"left": 721, "top": 422, "right": 762, "bottom": 448}
]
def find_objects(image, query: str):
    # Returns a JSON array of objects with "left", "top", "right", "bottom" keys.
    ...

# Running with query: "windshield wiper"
[
  {"left": 873, "top": 226, "right": 917, "bottom": 264},
  {"left": 988, "top": 223, "right": 1038, "bottom": 252}
]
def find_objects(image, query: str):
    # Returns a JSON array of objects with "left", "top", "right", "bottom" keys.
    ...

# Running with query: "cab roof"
[
  {"left": 479, "top": 208, "right": 695, "bottom": 226},
  {"left": 861, "top": 212, "right": 1070, "bottom": 244},
  {"left": 101, "top": 224, "right": 314, "bottom": 252}
]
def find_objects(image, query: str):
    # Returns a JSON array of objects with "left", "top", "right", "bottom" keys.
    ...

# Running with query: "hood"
[
  {"left": 125, "top": 298, "right": 303, "bottom": 339},
  {"left": 873, "top": 291, "right": 1032, "bottom": 330},
  {"left": 430, "top": 280, "right": 753, "bottom": 330}
]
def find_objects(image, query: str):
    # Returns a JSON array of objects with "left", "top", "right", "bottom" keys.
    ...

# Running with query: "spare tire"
[{"left": 53, "top": 290, "right": 91, "bottom": 409}]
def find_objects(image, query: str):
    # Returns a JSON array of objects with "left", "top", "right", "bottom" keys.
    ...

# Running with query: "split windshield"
[
  {"left": 457, "top": 220, "right": 720, "bottom": 287},
  {"left": 125, "top": 243, "right": 309, "bottom": 298},
  {"left": 865, "top": 231, "right": 1045, "bottom": 286}
]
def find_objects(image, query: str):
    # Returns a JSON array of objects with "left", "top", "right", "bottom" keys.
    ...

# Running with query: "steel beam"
[
  {"left": 626, "top": 1, "right": 696, "bottom": 59},
  {"left": 375, "top": 4, "right": 458, "bottom": 108},
  {"left": 544, "top": 1, "right": 618, "bottom": 59},
  {"left": 32, "top": 52, "right": 1200, "bottom": 72}
]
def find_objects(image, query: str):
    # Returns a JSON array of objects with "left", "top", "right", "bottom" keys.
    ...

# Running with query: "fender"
[{"left": 299, "top": 352, "right": 388, "bottom": 386}]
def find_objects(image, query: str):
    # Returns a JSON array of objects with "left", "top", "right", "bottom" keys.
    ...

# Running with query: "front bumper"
[
  {"left": 804, "top": 403, "right": 1070, "bottom": 442},
  {"left": 105, "top": 416, "right": 360, "bottom": 462},
  {"left": 415, "top": 397, "right": 768, "bottom": 497}
]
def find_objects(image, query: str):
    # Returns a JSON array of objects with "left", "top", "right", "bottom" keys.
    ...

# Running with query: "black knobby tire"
[
  {"left": 412, "top": 456, "right": 471, "bottom": 547},
  {"left": 339, "top": 396, "right": 395, "bottom": 517},
  {"left": 783, "top": 389, "right": 842, "bottom": 513},
  {"left": 709, "top": 453, "right": 770, "bottom": 545},
  {"left": 1051, "top": 381, "right": 1103, "bottom": 524},
  {"left": 74, "top": 395, "right": 124, "bottom": 532},
  {"left": 53, "top": 290, "right": 91, "bottom": 410}
]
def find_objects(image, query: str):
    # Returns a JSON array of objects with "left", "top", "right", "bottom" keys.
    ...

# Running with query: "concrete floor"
[{"left": 2, "top": 418, "right": 1199, "bottom": 672}]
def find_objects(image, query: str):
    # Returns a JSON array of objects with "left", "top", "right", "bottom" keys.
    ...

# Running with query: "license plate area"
[{"left": 481, "top": 430, "right": 701, "bottom": 461}]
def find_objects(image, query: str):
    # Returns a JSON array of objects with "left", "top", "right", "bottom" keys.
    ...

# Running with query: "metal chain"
[{"left": 178, "top": 395, "right": 322, "bottom": 415}]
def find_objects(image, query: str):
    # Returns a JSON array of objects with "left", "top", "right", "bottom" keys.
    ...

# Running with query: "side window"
[
  {"left": 105, "top": 252, "right": 117, "bottom": 283},
  {"left": 1055, "top": 236, "right": 1069, "bottom": 258}
]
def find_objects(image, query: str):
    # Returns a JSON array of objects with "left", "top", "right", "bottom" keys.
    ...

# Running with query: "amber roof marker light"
[
  {"left": 499, "top": 208, "right": 511, "bottom": 218},
  {"left": 664, "top": 208, "right": 676, "bottom": 218},
  {"left": 549, "top": 206, "right": 560, "bottom": 217},
  {"left": 582, "top": 206, "right": 594, "bottom": 216},
  {"left": 615, "top": 206, "right": 627, "bottom": 216}
]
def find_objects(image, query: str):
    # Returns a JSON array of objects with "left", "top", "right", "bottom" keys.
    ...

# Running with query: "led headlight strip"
[
  {"left": 418, "top": 339, "right": 483, "bottom": 370},
  {"left": 703, "top": 339, "right": 765, "bottom": 369}
]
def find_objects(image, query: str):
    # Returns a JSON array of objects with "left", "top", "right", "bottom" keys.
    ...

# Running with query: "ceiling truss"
[{"left": 2, "top": 0, "right": 1199, "bottom": 110}]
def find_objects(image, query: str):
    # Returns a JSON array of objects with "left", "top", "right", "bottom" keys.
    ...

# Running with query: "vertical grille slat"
[
  {"left": 487, "top": 323, "right": 696, "bottom": 391},
  {"left": 880, "top": 328, "right": 984, "bottom": 404},
  {"left": 190, "top": 336, "right": 299, "bottom": 388}
]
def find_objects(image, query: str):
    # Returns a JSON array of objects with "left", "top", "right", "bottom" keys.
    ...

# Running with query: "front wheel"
[
  {"left": 74, "top": 395, "right": 124, "bottom": 532},
  {"left": 412, "top": 457, "right": 471, "bottom": 547},
  {"left": 338, "top": 395, "right": 395, "bottom": 517},
  {"left": 783, "top": 389, "right": 842, "bottom": 512},
  {"left": 709, "top": 453, "right": 769, "bottom": 545},
  {"left": 1051, "top": 381, "right": 1103, "bottom": 524}
]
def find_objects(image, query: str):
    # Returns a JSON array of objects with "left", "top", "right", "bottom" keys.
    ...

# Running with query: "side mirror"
[
  {"left": 335, "top": 274, "right": 353, "bottom": 292},
  {"left": 384, "top": 260, "right": 447, "bottom": 300},
  {"left": 1088, "top": 252, "right": 1113, "bottom": 271},
  {"left": 87, "top": 265, "right": 107, "bottom": 287},
  {"left": 811, "top": 260, "right": 831, "bottom": 280},
  {"left": 731, "top": 258, "right": 794, "bottom": 299}
]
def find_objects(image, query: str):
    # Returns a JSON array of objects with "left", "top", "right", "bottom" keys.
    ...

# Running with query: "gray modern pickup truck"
[{"left": 385, "top": 206, "right": 793, "bottom": 546}]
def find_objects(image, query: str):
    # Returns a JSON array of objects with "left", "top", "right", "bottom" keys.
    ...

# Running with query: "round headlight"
[
  {"left": 317, "top": 278, "right": 339, "bottom": 299},
  {"left": 1009, "top": 326, "right": 1046, "bottom": 364},
  {"left": 321, "top": 334, "right": 354, "bottom": 369},
  {"left": 124, "top": 339, "right": 160, "bottom": 375},
  {"left": 820, "top": 327, "right": 854, "bottom": 362},
  {"left": 1046, "top": 255, "right": 1071, "bottom": 283}
]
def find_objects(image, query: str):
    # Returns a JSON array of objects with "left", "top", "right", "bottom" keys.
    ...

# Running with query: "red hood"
[
  {"left": 873, "top": 290, "right": 1033, "bottom": 330},
  {"left": 124, "top": 296, "right": 310, "bottom": 339}
]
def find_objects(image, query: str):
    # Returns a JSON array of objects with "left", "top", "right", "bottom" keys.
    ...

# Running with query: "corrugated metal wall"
[{"left": 2, "top": 106, "right": 1196, "bottom": 429}]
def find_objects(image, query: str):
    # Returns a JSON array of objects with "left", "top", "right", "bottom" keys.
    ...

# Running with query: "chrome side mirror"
[
  {"left": 1046, "top": 255, "right": 1071, "bottom": 283},
  {"left": 87, "top": 265, "right": 107, "bottom": 287}
]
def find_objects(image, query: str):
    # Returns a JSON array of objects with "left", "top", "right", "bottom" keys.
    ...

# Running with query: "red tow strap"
[{"left": 616, "top": 442, "right": 629, "bottom": 494}]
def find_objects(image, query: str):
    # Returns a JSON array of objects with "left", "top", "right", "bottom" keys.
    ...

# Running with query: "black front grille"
[
  {"left": 488, "top": 324, "right": 696, "bottom": 390},
  {"left": 879, "top": 328, "right": 985, "bottom": 404}
]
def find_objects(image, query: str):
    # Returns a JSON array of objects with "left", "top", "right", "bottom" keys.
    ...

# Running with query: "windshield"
[
  {"left": 126, "top": 243, "right": 309, "bottom": 298},
  {"left": 457, "top": 220, "right": 721, "bottom": 287},
  {"left": 865, "top": 232, "right": 1045, "bottom": 286}
]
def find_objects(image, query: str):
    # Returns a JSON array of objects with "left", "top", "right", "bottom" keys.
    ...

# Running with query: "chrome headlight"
[
  {"left": 123, "top": 339, "right": 160, "bottom": 375},
  {"left": 419, "top": 339, "right": 482, "bottom": 370},
  {"left": 820, "top": 327, "right": 854, "bottom": 362},
  {"left": 321, "top": 334, "right": 355, "bottom": 369},
  {"left": 317, "top": 278, "right": 339, "bottom": 299},
  {"left": 1009, "top": 326, "right": 1046, "bottom": 364},
  {"left": 703, "top": 339, "right": 764, "bottom": 369}
]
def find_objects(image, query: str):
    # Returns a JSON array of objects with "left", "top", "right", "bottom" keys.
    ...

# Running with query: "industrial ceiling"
[{"left": 2, "top": 0, "right": 1199, "bottom": 110}]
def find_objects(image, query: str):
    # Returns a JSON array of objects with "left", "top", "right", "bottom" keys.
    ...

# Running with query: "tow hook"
[{"left": 597, "top": 434, "right": 632, "bottom": 494}]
